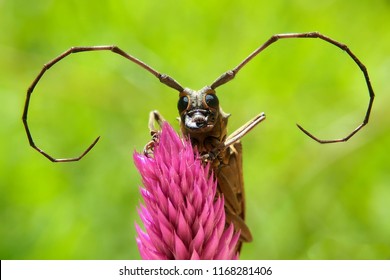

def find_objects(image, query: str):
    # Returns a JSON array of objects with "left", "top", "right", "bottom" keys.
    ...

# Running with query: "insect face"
[{"left": 178, "top": 86, "right": 221, "bottom": 133}]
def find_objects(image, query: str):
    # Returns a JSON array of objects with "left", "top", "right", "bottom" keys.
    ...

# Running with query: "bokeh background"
[{"left": 1, "top": 0, "right": 389, "bottom": 259}]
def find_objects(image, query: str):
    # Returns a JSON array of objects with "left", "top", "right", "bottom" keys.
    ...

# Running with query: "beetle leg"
[
  {"left": 143, "top": 110, "right": 166, "bottom": 156},
  {"left": 201, "top": 113, "right": 265, "bottom": 162},
  {"left": 148, "top": 110, "right": 166, "bottom": 133},
  {"left": 224, "top": 112, "right": 266, "bottom": 147}
]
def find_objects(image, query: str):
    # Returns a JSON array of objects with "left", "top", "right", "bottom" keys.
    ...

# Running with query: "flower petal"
[{"left": 174, "top": 233, "right": 189, "bottom": 260}]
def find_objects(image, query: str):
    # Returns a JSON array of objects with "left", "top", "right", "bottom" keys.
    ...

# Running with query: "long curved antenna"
[
  {"left": 210, "top": 32, "right": 375, "bottom": 143},
  {"left": 22, "top": 45, "right": 184, "bottom": 162}
]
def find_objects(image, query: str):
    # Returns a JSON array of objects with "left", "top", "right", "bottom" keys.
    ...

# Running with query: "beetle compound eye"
[
  {"left": 205, "top": 94, "right": 219, "bottom": 108},
  {"left": 177, "top": 95, "right": 189, "bottom": 113}
]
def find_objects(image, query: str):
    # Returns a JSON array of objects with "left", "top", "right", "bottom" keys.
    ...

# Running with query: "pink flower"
[{"left": 133, "top": 122, "right": 240, "bottom": 260}]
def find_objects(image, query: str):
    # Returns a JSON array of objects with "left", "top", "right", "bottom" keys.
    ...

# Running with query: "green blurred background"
[{"left": 1, "top": 0, "right": 389, "bottom": 259}]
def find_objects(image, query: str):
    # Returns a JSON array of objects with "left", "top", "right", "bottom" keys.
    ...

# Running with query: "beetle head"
[{"left": 177, "top": 86, "right": 223, "bottom": 133}]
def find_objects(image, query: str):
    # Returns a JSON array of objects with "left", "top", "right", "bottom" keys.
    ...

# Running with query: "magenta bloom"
[{"left": 133, "top": 122, "right": 240, "bottom": 260}]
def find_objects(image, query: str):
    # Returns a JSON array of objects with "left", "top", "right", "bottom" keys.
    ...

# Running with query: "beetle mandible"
[{"left": 22, "top": 32, "right": 375, "bottom": 251}]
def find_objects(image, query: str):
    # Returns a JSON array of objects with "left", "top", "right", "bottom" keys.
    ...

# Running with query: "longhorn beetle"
[{"left": 22, "top": 32, "right": 375, "bottom": 251}]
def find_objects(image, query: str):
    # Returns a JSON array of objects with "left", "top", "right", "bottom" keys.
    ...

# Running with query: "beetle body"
[
  {"left": 146, "top": 85, "right": 262, "bottom": 252},
  {"left": 177, "top": 86, "right": 253, "bottom": 247}
]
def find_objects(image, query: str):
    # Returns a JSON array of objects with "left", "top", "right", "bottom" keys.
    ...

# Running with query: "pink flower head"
[{"left": 133, "top": 122, "right": 240, "bottom": 260}]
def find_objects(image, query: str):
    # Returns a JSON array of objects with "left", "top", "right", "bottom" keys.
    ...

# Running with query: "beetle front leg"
[
  {"left": 143, "top": 110, "right": 166, "bottom": 156},
  {"left": 202, "top": 112, "right": 266, "bottom": 162},
  {"left": 148, "top": 110, "right": 166, "bottom": 134},
  {"left": 225, "top": 112, "right": 266, "bottom": 147}
]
